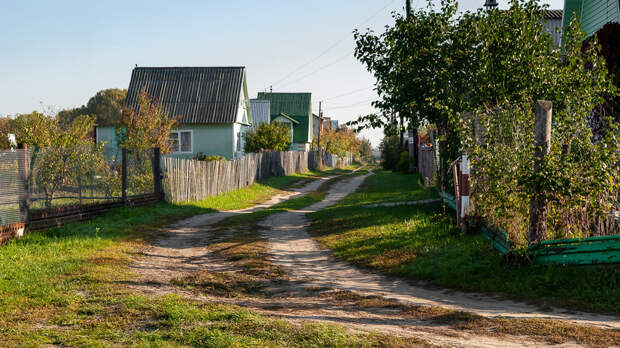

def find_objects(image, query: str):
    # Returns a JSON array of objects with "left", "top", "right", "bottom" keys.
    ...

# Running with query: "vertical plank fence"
[{"left": 162, "top": 151, "right": 315, "bottom": 203}]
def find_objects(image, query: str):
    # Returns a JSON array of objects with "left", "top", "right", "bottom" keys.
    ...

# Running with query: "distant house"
[
  {"left": 96, "top": 67, "right": 252, "bottom": 160},
  {"left": 256, "top": 92, "right": 313, "bottom": 151},
  {"left": 543, "top": 9, "right": 563, "bottom": 46},
  {"left": 250, "top": 99, "right": 270, "bottom": 130},
  {"left": 563, "top": 0, "right": 620, "bottom": 37}
]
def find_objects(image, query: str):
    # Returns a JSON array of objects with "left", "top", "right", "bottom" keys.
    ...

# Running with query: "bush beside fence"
[{"left": 162, "top": 151, "right": 314, "bottom": 203}]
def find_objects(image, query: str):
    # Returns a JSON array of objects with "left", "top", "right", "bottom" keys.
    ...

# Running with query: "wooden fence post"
[
  {"left": 460, "top": 154, "right": 470, "bottom": 228},
  {"left": 152, "top": 147, "right": 162, "bottom": 198},
  {"left": 17, "top": 143, "right": 29, "bottom": 224},
  {"left": 121, "top": 148, "right": 128, "bottom": 204},
  {"left": 529, "top": 100, "right": 552, "bottom": 245}
]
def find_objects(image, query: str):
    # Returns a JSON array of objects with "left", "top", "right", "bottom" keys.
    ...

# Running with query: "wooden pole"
[
  {"left": 152, "top": 147, "right": 162, "bottom": 198},
  {"left": 529, "top": 100, "right": 552, "bottom": 245},
  {"left": 121, "top": 148, "right": 128, "bottom": 204},
  {"left": 17, "top": 143, "right": 29, "bottom": 224},
  {"left": 317, "top": 101, "right": 323, "bottom": 169}
]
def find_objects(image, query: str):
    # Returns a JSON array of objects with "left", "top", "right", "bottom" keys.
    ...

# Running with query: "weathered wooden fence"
[
  {"left": 162, "top": 151, "right": 314, "bottom": 203},
  {"left": 417, "top": 145, "right": 435, "bottom": 186}
]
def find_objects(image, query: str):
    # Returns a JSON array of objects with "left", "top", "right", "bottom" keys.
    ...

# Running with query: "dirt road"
[{"left": 130, "top": 171, "right": 619, "bottom": 347}]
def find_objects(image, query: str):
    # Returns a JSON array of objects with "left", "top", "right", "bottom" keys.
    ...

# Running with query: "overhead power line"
[
  {"left": 324, "top": 98, "right": 377, "bottom": 110},
  {"left": 270, "top": 0, "right": 397, "bottom": 90}
]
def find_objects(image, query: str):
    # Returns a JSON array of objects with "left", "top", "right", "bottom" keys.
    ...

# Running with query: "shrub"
[
  {"left": 379, "top": 135, "right": 400, "bottom": 170},
  {"left": 396, "top": 151, "right": 410, "bottom": 173},
  {"left": 195, "top": 153, "right": 225, "bottom": 162},
  {"left": 244, "top": 122, "right": 291, "bottom": 153}
]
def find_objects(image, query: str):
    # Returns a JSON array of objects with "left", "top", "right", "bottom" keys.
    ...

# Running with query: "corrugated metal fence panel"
[{"left": 162, "top": 151, "right": 318, "bottom": 203}]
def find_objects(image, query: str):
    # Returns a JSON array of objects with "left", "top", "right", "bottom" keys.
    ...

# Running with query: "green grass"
[
  {"left": 1, "top": 167, "right": 429, "bottom": 347},
  {"left": 308, "top": 169, "right": 620, "bottom": 315},
  {"left": 177, "top": 166, "right": 358, "bottom": 211}
]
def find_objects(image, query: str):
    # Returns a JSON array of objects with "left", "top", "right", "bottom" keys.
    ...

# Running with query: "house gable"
[
  {"left": 125, "top": 66, "right": 246, "bottom": 125},
  {"left": 256, "top": 92, "right": 313, "bottom": 144}
]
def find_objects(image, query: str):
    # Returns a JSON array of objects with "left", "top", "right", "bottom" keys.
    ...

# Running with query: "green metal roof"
[
  {"left": 274, "top": 113, "right": 300, "bottom": 124},
  {"left": 256, "top": 92, "right": 312, "bottom": 143}
]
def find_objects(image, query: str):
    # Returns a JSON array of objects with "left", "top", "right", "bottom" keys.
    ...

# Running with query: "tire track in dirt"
[{"left": 258, "top": 172, "right": 620, "bottom": 331}]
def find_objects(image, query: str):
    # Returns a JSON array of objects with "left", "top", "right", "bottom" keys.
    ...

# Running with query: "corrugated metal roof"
[
  {"left": 250, "top": 99, "right": 270, "bottom": 127},
  {"left": 545, "top": 9, "right": 563, "bottom": 19},
  {"left": 125, "top": 67, "right": 245, "bottom": 125},
  {"left": 256, "top": 92, "right": 313, "bottom": 143}
]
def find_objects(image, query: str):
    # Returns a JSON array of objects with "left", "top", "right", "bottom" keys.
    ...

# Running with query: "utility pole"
[
  {"left": 317, "top": 101, "right": 323, "bottom": 168},
  {"left": 406, "top": 0, "right": 412, "bottom": 17}
]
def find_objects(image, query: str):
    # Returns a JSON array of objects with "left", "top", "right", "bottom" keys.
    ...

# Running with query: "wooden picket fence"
[{"left": 162, "top": 151, "right": 315, "bottom": 203}]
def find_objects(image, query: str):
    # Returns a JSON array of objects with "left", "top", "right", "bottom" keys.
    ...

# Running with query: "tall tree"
[{"left": 57, "top": 88, "right": 127, "bottom": 128}]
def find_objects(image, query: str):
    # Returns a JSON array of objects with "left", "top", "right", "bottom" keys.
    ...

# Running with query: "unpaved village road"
[
  {"left": 259, "top": 172, "right": 620, "bottom": 330},
  {"left": 130, "top": 171, "right": 620, "bottom": 347}
]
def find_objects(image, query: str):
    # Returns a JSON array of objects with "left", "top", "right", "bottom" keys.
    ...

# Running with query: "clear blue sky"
[{"left": 0, "top": 0, "right": 562, "bottom": 146}]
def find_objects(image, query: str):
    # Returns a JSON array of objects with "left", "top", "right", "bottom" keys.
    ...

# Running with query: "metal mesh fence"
[
  {"left": 0, "top": 149, "right": 28, "bottom": 225},
  {"left": 126, "top": 148, "right": 155, "bottom": 196},
  {"left": 29, "top": 145, "right": 156, "bottom": 209},
  {"left": 29, "top": 145, "right": 122, "bottom": 209}
]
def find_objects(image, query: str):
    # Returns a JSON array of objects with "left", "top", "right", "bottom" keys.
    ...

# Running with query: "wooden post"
[
  {"left": 121, "top": 148, "right": 128, "bottom": 204},
  {"left": 529, "top": 100, "right": 552, "bottom": 245},
  {"left": 460, "top": 154, "right": 470, "bottom": 228},
  {"left": 413, "top": 127, "right": 419, "bottom": 172},
  {"left": 152, "top": 147, "right": 162, "bottom": 198},
  {"left": 17, "top": 144, "right": 29, "bottom": 224}
]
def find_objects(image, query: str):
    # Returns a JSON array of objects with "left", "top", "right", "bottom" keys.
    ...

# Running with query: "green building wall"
[
  {"left": 563, "top": 0, "right": 620, "bottom": 37},
  {"left": 96, "top": 124, "right": 238, "bottom": 160}
]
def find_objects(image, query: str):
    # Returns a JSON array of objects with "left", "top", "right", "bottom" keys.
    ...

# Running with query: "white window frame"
[{"left": 168, "top": 130, "right": 193, "bottom": 154}]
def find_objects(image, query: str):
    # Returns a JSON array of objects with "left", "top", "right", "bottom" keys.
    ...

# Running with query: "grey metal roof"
[
  {"left": 545, "top": 9, "right": 563, "bottom": 19},
  {"left": 125, "top": 67, "right": 245, "bottom": 124},
  {"left": 250, "top": 99, "right": 270, "bottom": 127}
]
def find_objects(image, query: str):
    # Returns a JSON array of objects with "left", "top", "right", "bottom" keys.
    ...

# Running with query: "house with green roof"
[
  {"left": 563, "top": 0, "right": 620, "bottom": 37},
  {"left": 256, "top": 92, "right": 313, "bottom": 151}
]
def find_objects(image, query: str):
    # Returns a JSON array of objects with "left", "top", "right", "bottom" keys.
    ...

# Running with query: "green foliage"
[
  {"left": 379, "top": 135, "right": 400, "bottom": 170},
  {"left": 244, "top": 122, "right": 291, "bottom": 153},
  {"left": 313, "top": 126, "right": 361, "bottom": 158},
  {"left": 460, "top": 12, "right": 619, "bottom": 245},
  {"left": 396, "top": 151, "right": 410, "bottom": 173},
  {"left": 0, "top": 116, "right": 13, "bottom": 149},
  {"left": 353, "top": 0, "right": 619, "bottom": 242},
  {"left": 119, "top": 88, "right": 179, "bottom": 153},
  {"left": 195, "top": 152, "right": 226, "bottom": 162},
  {"left": 358, "top": 138, "right": 373, "bottom": 162},
  {"left": 57, "top": 88, "right": 127, "bottom": 128}
]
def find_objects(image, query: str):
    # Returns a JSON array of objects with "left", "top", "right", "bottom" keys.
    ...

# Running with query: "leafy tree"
[
  {"left": 353, "top": 0, "right": 619, "bottom": 244},
  {"left": 244, "top": 122, "right": 292, "bottom": 153},
  {"left": 358, "top": 138, "right": 373, "bottom": 162},
  {"left": 0, "top": 116, "right": 14, "bottom": 149},
  {"left": 312, "top": 126, "right": 360, "bottom": 158},
  {"left": 118, "top": 88, "right": 178, "bottom": 153},
  {"left": 57, "top": 88, "right": 127, "bottom": 128},
  {"left": 379, "top": 135, "right": 400, "bottom": 170},
  {"left": 11, "top": 112, "right": 103, "bottom": 207}
]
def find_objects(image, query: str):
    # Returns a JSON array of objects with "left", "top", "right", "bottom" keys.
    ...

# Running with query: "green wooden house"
[
  {"left": 563, "top": 0, "right": 620, "bottom": 37},
  {"left": 256, "top": 92, "right": 313, "bottom": 151},
  {"left": 96, "top": 66, "right": 252, "bottom": 160}
]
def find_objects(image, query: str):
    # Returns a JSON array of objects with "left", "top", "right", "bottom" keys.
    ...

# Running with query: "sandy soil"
[
  {"left": 128, "top": 171, "right": 620, "bottom": 347},
  {"left": 259, "top": 172, "right": 620, "bottom": 330}
]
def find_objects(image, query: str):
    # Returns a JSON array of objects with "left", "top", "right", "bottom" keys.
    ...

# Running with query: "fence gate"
[{"left": 0, "top": 148, "right": 29, "bottom": 244}]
